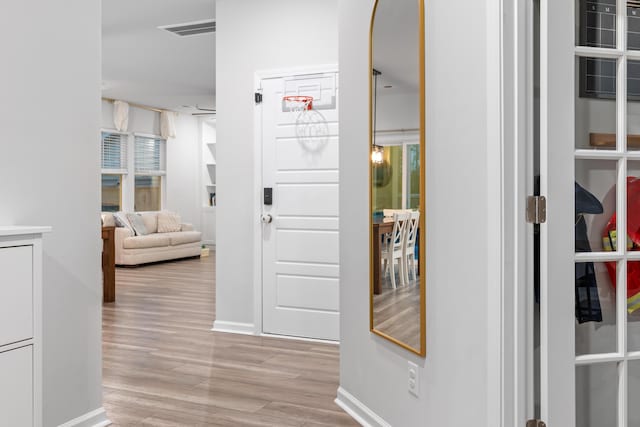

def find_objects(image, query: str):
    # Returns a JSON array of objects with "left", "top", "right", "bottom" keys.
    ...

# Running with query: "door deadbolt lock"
[{"left": 261, "top": 214, "right": 273, "bottom": 224}]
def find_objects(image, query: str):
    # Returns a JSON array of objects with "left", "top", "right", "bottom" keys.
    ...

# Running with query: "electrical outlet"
[{"left": 408, "top": 361, "right": 419, "bottom": 397}]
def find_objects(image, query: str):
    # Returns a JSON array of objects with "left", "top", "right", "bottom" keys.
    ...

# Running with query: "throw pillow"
[
  {"left": 113, "top": 212, "right": 133, "bottom": 232},
  {"left": 127, "top": 213, "right": 149, "bottom": 236},
  {"left": 157, "top": 211, "right": 181, "bottom": 233},
  {"left": 141, "top": 213, "right": 158, "bottom": 234}
]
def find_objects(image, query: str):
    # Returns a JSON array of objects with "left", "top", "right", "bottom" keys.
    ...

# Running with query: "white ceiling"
[
  {"left": 372, "top": 0, "right": 420, "bottom": 94},
  {"left": 102, "top": 0, "right": 216, "bottom": 114}
]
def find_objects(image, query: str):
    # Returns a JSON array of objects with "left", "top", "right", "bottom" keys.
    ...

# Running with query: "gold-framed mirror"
[{"left": 369, "top": 0, "right": 425, "bottom": 356}]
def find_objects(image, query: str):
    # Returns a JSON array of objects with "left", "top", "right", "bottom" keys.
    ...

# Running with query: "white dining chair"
[
  {"left": 381, "top": 211, "right": 410, "bottom": 288},
  {"left": 402, "top": 210, "right": 420, "bottom": 285}
]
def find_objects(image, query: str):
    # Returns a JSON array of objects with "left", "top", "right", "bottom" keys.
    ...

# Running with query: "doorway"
[
  {"left": 525, "top": 0, "right": 640, "bottom": 425},
  {"left": 256, "top": 68, "right": 340, "bottom": 341}
]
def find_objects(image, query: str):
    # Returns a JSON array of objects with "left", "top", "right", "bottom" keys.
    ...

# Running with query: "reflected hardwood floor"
[
  {"left": 372, "top": 273, "right": 421, "bottom": 350},
  {"left": 102, "top": 254, "right": 357, "bottom": 427}
]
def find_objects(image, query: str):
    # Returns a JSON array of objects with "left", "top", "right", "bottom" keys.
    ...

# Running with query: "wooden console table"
[{"left": 102, "top": 226, "right": 115, "bottom": 302}]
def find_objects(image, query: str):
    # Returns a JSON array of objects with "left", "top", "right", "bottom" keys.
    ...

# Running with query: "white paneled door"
[
  {"left": 539, "top": 0, "right": 640, "bottom": 425},
  {"left": 260, "top": 71, "right": 340, "bottom": 341}
]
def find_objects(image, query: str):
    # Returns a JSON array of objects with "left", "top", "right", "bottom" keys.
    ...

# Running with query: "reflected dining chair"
[
  {"left": 402, "top": 210, "right": 420, "bottom": 285},
  {"left": 381, "top": 211, "right": 410, "bottom": 288}
]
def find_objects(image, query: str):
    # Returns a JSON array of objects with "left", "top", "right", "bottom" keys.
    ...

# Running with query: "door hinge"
[
  {"left": 526, "top": 195, "right": 546, "bottom": 224},
  {"left": 526, "top": 420, "right": 546, "bottom": 427},
  {"left": 255, "top": 92, "right": 263, "bottom": 104}
]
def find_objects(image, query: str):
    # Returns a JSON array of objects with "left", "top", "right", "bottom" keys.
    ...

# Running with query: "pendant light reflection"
[
  {"left": 372, "top": 68, "right": 384, "bottom": 164},
  {"left": 371, "top": 145, "right": 384, "bottom": 164}
]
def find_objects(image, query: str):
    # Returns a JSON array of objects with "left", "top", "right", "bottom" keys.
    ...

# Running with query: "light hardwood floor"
[
  {"left": 372, "top": 275, "right": 421, "bottom": 350},
  {"left": 102, "top": 254, "right": 357, "bottom": 427}
]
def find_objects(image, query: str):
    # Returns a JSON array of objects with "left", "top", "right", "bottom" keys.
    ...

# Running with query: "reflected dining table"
[{"left": 372, "top": 217, "right": 420, "bottom": 295}]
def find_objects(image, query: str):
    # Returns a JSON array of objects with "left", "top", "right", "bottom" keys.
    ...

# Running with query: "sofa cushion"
[
  {"left": 158, "top": 211, "right": 182, "bottom": 233},
  {"left": 123, "top": 234, "right": 171, "bottom": 249},
  {"left": 113, "top": 211, "right": 134, "bottom": 232},
  {"left": 166, "top": 231, "right": 202, "bottom": 246},
  {"left": 141, "top": 213, "right": 158, "bottom": 234},
  {"left": 127, "top": 213, "right": 149, "bottom": 236}
]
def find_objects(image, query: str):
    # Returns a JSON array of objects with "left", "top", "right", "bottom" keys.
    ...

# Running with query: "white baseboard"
[
  {"left": 335, "top": 387, "right": 391, "bottom": 427},
  {"left": 57, "top": 407, "right": 111, "bottom": 427},
  {"left": 260, "top": 333, "right": 339, "bottom": 345},
  {"left": 211, "top": 320, "right": 256, "bottom": 335}
]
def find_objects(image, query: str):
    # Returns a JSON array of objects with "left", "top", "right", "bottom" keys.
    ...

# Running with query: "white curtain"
[
  {"left": 160, "top": 110, "right": 176, "bottom": 139},
  {"left": 113, "top": 100, "right": 129, "bottom": 132}
]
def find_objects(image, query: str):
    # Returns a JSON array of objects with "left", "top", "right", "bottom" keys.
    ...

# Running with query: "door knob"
[{"left": 261, "top": 213, "right": 273, "bottom": 224}]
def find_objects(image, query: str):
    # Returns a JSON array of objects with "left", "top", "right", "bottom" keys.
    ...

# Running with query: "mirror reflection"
[{"left": 370, "top": 0, "right": 425, "bottom": 355}]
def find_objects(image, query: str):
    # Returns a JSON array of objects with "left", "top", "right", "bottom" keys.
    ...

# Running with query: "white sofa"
[{"left": 102, "top": 211, "right": 202, "bottom": 266}]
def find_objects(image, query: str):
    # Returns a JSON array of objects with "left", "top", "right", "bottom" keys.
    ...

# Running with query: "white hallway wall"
[
  {"left": 338, "top": 0, "right": 504, "bottom": 426},
  {"left": 101, "top": 101, "right": 202, "bottom": 230},
  {"left": 0, "top": 0, "right": 105, "bottom": 425},
  {"left": 215, "top": 0, "right": 338, "bottom": 328}
]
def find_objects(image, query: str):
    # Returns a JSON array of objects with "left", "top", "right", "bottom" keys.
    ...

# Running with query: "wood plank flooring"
[
  {"left": 372, "top": 275, "right": 421, "bottom": 350},
  {"left": 102, "top": 254, "right": 357, "bottom": 427}
]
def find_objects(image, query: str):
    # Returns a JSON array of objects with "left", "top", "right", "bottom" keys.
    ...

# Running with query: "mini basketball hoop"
[
  {"left": 282, "top": 94, "right": 329, "bottom": 153},
  {"left": 283, "top": 95, "right": 314, "bottom": 112}
]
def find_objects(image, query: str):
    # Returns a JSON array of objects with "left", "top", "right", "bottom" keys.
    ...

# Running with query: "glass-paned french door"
[{"left": 540, "top": 0, "right": 640, "bottom": 425}]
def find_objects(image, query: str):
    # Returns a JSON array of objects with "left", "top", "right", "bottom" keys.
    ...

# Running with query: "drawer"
[
  {"left": 0, "top": 246, "right": 33, "bottom": 347},
  {"left": 0, "top": 346, "right": 33, "bottom": 427}
]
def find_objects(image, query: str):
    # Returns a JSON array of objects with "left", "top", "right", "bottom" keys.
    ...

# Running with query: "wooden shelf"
[{"left": 590, "top": 133, "right": 640, "bottom": 148}]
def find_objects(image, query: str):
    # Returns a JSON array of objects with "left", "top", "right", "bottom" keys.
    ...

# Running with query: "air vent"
[
  {"left": 630, "top": 0, "right": 640, "bottom": 8},
  {"left": 159, "top": 20, "right": 216, "bottom": 37}
]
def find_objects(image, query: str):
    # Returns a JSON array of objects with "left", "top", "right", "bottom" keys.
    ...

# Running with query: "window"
[
  {"left": 406, "top": 144, "right": 420, "bottom": 209},
  {"left": 101, "top": 132, "right": 128, "bottom": 212},
  {"left": 101, "top": 175, "right": 122, "bottom": 212},
  {"left": 134, "top": 136, "right": 165, "bottom": 211},
  {"left": 372, "top": 142, "right": 420, "bottom": 211}
]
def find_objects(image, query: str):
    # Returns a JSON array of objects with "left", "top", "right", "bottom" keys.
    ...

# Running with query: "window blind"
[
  {"left": 135, "top": 136, "right": 165, "bottom": 173},
  {"left": 101, "top": 132, "right": 127, "bottom": 170}
]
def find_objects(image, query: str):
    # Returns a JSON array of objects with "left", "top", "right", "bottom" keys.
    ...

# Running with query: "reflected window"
[
  {"left": 101, "top": 174, "right": 121, "bottom": 212},
  {"left": 407, "top": 144, "right": 420, "bottom": 209},
  {"left": 372, "top": 143, "right": 419, "bottom": 212}
]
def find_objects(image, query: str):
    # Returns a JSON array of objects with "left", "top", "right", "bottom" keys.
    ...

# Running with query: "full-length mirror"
[{"left": 370, "top": 0, "right": 425, "bottom": 356}]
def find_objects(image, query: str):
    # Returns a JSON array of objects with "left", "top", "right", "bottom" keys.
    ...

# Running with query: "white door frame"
[
  {"left": 502, "top": 0, "right": 537, "bottom": 425},
  {"left": 252, "top": 64, "right": 339, "bottom": 337}
]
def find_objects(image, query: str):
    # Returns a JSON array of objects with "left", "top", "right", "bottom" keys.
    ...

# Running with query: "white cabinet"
[
  {"left": 0, "top": 246, "right": 33, "bottom": 346},
  {"left": 201, "top": 118, "right": 216, "bottom": 245},
  {"left": 0, "top": 226, "right": 50, "bottom": 427},
  {"left": 0, "top": 346, "right": 33, "bottom": 427}
]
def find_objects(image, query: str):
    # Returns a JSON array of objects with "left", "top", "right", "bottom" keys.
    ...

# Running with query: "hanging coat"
[{"left": 575, "top": 181, "right": 604, "bottom": 323}]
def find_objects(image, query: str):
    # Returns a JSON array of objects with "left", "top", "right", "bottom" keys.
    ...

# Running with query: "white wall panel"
[
  {"left": 276, "top": 275, "right": 339, "bottom": 311},
  {"left": 0, "top": 1, "right": 103, "bottom": 424},
  {"left": 276, "top": 217, "right": 339, "bottom": 230},
  {"left": 277, "top": 230, "right": 339, "bottom": 264},
  {"left": 276, "top": 137, "right": 339, "bottom": 170},
  {"left": 276, "top": 170, "right": 339, "bottom": 184},
  {"left": 338, "top": 0, "right": 503, "bottom": 426},
  {"left": 276, "top": 262, "right": 339, "bottom": 278},
  {"left": 277, "top": 184, "right": 339, "bottom": 216}
]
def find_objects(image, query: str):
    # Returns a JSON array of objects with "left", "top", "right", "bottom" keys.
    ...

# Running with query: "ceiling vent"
[{"left": 159, "top": 20, "right": 216, "bottom": 37}]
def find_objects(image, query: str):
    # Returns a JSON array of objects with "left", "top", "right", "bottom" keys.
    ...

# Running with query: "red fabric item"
[{"left": 603, "top": 177, "right": 640, "bottom": 302}]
